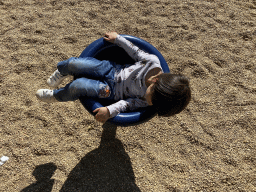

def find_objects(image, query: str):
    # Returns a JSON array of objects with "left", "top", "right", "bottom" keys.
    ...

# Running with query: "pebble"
[{"left": 0, "top": 156, "right": 9, "bottom": 166}]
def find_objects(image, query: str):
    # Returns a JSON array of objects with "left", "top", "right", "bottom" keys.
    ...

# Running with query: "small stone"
[{"left": 0, "top": 156, "right": 9, "bottom": 163}]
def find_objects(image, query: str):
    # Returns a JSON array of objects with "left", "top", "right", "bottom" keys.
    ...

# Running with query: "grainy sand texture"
[{"left": 0, "top": 0, "right": 256, "bottom": 191}]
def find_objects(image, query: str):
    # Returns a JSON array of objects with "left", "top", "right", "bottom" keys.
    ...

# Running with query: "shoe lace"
[{"left": 50, "top": 71, "right": 62, "bottom": 82}]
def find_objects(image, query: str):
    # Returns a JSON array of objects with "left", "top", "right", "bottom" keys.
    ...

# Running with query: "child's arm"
[
  {"left": 93, "top": 98, "right": 146, "bottom": 123},
  {"left": 106, "top": 98, "right": 148, "bottom": 118},
  {"left": 104, "top": 32, "right": 160, "bottom": 64}
]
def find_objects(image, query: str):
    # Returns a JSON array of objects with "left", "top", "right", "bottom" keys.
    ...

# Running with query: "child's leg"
[
  {"left": 57, "top": 57, "right": 115, "bottom": 80},
  {"left": 53, "top": 77, "right": 113, "bottom": 102}
]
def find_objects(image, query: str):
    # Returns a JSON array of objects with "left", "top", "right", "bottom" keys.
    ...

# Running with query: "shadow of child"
[
  {"left": 21, "top": 163, "right": 57, "bottom": 192},
  {"left": 60, "top": 122, "right": 141, "bottom": 192}
]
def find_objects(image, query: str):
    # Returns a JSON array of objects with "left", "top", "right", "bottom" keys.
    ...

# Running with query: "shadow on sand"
[
  {"left": 60, "top": 122, "right": 141, "bottom": 191},
  {"left": 21, "top": 163, "right": 57, "bottom": 192},
  {"left": 21, "top": 122, "right": 140, "bottom": 191}
]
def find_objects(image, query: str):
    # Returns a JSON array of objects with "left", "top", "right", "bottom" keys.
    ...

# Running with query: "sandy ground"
[{"left": 0, "top": 0, "right": 256, "bottom": 191}]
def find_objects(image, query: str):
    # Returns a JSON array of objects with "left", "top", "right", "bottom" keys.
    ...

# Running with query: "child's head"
[{"left": 151, "top": 73, "right": 191, "bottom": 117}]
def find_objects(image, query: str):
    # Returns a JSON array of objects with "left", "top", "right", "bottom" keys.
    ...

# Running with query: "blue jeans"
[{"left": 53, "top": 57, "right": 118, "bottom": 102}]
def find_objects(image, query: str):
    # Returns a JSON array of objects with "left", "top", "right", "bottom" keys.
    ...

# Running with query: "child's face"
[
  {"left": 145, "top": 72, "right": 162, "bottom": 105},
  {"left": 145, "top": 83, "right": 155, "bottom": 105}
]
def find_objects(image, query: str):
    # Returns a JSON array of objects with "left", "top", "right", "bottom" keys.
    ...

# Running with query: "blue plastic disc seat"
[{"left": 78, "top": 35, "right": 170, "bottom": 126}]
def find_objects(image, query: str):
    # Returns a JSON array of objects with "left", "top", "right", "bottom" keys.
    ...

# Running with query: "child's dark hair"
[{"left": 151, "top": 73, "right": 191, "bottom": 117}]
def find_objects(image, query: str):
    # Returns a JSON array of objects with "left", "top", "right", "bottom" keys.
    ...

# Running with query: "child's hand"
[
  {"left": 93, "top": 107, "right": 110, "bottom": 123},
  {"left": 103, "top": 32, "right": 118, "bottom": 43}
]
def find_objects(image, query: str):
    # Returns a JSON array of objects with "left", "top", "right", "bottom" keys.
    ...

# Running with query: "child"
[{"left": 36, "top": 32, "right": 191, "bottom": 123}]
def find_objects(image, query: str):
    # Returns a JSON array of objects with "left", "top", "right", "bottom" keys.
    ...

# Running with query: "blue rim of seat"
[{"left": 78, "top": 35, "right": 170, "bottom": 126}]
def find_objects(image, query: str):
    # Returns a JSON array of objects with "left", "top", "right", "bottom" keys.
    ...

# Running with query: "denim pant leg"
[
  {"left": 57, "top": 57, "right": 114, "bottom": 79},
  {"left": 53, "top": 77, "right": 113, "bottom": 101},
  {"left": 53, "top": 57, "right": 117, "bottom": 101}
]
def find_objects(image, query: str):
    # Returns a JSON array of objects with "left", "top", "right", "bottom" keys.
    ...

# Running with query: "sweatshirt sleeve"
[
  {"left": 114, "top": 35, "right": 160, "bottom": 64},
  {"left": 106, "top": 98, "right": 148, "bottom": 118}
]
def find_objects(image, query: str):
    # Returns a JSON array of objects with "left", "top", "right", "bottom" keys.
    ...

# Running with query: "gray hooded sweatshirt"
[{"left": 106, "top": 35, "right": 163, "bottom": 118}]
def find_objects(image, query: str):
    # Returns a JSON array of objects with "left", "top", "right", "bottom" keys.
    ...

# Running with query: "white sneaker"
[
  {"left": 47, "top": 70, "right": 67, "bottom": 87},
  {"left": 36, "top": 89, "right": 57, "bottom": 103}
]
